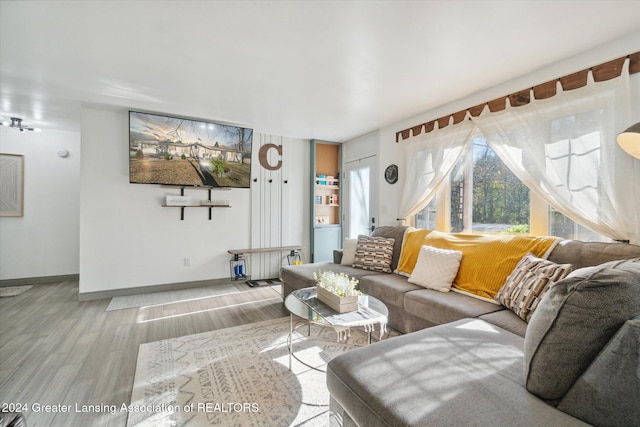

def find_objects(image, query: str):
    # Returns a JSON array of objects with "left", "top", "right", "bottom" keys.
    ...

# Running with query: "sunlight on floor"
[
  {"left": 136, "top": 296, "right": 282, "bottom": 323},
  {"left": 137, "top": 289, "right": 251, "bottom": 309}
]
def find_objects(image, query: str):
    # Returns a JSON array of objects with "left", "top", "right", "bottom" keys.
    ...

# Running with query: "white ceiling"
[{"left": 1, "top": 1, "right": 640, "bottom": 141}]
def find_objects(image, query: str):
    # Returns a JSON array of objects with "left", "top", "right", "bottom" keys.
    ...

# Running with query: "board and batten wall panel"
[{"left": 250, "top": 133, "right": 309, "bottom": 279}]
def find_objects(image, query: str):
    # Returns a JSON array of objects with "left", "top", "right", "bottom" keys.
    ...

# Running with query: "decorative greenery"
[
  {"left": 314, "top": 271, "right": 360, "bottom": 297},
  {"left": 163, "top": 152, "right": 171, "bottom": 160},
  {"left": 135, "top": 149, "right": 143, "bottom": 159},
  {"left": 181, "top": 153, "right": 186, "bottom": 160}
]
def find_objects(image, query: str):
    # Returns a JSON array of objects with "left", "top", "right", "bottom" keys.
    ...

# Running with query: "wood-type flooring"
[{"left": 0, "top": 280, "right": 287, "bottom": 426}]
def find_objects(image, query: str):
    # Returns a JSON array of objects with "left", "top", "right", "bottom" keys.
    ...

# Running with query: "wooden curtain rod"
[{"left": 396, "top": 51, "right": 640, "bottom": 142}]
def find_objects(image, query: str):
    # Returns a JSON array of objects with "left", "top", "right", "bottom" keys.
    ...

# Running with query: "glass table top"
[{"left": 284, "top": 287, "right": 388, "bottom": 325}]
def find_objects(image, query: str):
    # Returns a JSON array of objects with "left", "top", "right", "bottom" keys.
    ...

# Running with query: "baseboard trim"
[
  {"left": 78, "top": 277, "right": 235, "bottom": 301},
  {"left": 0, "top": 274, "right": 79, "bottom": 287}
]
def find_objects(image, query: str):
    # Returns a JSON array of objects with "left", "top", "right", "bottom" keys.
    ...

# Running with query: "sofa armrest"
[
  {"left": 558, "top": 316, "right": 640, "bottom": 426},
  {"left": 333, "top": 249, "right": 343, "bottom": 264}
]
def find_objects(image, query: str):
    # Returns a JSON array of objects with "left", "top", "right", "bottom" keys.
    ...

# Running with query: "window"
[
  {"left": 414, "top": 137, "right": 610, "bottom": 241},
  {"left": 448, "top": 136, "right": 530, "bottom": 234},
  {"left": 473, "top": 137, "right": 530, "bottom": 233},
  {"left": 415, "top": 197, "right": 437, "bottom": 230},
  {"left": 549, "top": 207, "right": 608, "bottom": 242}
]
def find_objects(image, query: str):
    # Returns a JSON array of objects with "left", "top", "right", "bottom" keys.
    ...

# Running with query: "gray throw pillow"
[
  {"left": 523, "top": 258, "right": 640, "bottom": 403},
  {"left": 371, "top": 226, "right": 409, "bottom": 271}
]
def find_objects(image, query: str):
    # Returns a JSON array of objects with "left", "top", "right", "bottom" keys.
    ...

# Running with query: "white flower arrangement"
[{"left": 313, "top": 270, "right": 361, "bottom": 297}]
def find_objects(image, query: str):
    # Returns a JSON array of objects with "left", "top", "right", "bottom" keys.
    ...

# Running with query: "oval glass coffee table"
[{"left": 284, "top": 287, "right": 389, "bottom": 370}]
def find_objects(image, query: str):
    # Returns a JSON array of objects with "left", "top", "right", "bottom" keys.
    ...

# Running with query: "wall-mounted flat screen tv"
[{"left": 129, "top": 111, "right": 253, "bottom": 188}]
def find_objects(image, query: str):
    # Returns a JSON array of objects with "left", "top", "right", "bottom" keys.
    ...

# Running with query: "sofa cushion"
[
  {"left": 524, "top": 258, "right": 640, "bottom": 403},
  {"left": 495, "top": 253, "right": 572, "bottom": 322},
  {"left": 371, "top": 225, "right": 410, "bottom": 271},
  {"left": 557, "top": 316, "right": 640, "bottom": 427},
  {"left": 478, "top": 309, "right": 528, "bottom": 337},
  {"left": 404, "top": 288, "right": 504, "bottom": 325},
  {"left": 408, "top": 245, "right": 462, "bottom": 292},
  {"left": 358, "top": 274, "right": 423, "bottom": 308},
  {"left": 547, "top": 239, "right": 640, "bottom": 270},
  {"left": 352, "top": 235, "right": 395, "bottom": 273},
  {"left": 327, "top": 319, "right": 587, "bottom": 427}
]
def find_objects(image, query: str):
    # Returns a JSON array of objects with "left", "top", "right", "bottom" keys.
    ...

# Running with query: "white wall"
[
  {"left": 0, "top": 127, "right": 80, "bottom": 280},
  {"left": 79, "top": 107, "right": 309, "bottom": 296},
  {"left": 343, "top": 131, "right": 378, "bottom": 164},
  {"left": 369, "top": 34, "right": 640, "bottom": 228}
]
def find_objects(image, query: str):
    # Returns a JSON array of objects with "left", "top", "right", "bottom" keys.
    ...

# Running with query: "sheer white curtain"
[
  {"left": 472, "top": 59, "right": 638, "bottom": 243},
  {"left": 398, "top": 118, "right": 475, "bottom": 222}
]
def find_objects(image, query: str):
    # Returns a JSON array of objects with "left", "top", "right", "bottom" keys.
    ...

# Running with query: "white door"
[{"left": 344, "top": 156, "right": 377, "bottom": 239}]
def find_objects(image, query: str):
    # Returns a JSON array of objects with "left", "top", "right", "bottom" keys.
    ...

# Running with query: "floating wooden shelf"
[{"left": 161, "top": 186, "right": 232, "bottom": 220}]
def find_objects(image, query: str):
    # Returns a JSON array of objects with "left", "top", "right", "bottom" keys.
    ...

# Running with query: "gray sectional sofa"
[{"left": 280, "top": 226, "right": 640, "bottom": 426}]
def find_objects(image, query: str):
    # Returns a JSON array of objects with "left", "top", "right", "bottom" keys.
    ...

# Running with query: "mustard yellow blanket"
[
  {"left": 396, "top": 228, "right": 433, "bottom": 276},
  {"left": 397, "top": 230, "right": 558, "bottom": 299}
]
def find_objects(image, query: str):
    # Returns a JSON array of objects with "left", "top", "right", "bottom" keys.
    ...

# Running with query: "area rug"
[
  {"left": 0, "top": 285, "right": 32, "bottom": 297},
  {"left": 107, "top": 283, "right": 280, "bottom": 311},
  {"left": 128, "top": 317, "right": 392, "bottom": 426}
]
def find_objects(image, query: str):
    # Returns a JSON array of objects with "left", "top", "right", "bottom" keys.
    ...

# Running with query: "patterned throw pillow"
[
  {"left": 495, "top": 253, "right": 572, "bottom": 322},
  {"left": 352, "top": 235, "right": 395, "bottom": 273},
  {"left": 408, "top": 245, "right": 463, "bottom": 292}
]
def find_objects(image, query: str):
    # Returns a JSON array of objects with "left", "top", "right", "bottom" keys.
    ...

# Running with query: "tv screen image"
[{"left": 129, "top": 111, "right": 253, "bottom": 188}]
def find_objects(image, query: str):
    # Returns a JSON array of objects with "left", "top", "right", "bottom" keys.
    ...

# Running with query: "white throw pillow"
[
  {"left": 341, "top": 238, "right": 358, "bottom": 265},
  {"left": 408, "top": 245, "right": 462, "bottom": 292}
]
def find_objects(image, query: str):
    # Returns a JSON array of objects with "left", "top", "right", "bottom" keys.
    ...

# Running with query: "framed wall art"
[{"left": 0, "top": 153, "right": 24, "bottom": 217}]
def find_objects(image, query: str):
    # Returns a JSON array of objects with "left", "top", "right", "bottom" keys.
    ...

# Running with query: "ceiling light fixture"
[
  {"left": 0, "top": 117, "right": 41, "bottom": 132},
  {"left": 617, "top": 122, "right": 640, "bottom": 160}
]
